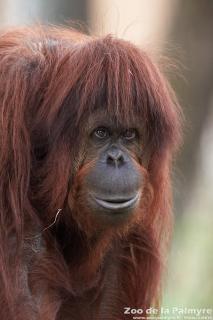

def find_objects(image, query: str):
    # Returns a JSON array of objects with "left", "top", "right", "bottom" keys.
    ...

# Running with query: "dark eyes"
[
  {"left": 93, "top": 127, "right": 109, "bottom": 139},
  {"left": 92, "top": 127, "right": 138, "bottom": 141},
  {"left": 122, "top": 129, "right": 137, "bottom": 140}
]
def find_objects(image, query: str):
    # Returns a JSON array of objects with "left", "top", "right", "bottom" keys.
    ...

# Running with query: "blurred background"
[{"left": 0, "top": 0, "right": 212, "bottom": 310}]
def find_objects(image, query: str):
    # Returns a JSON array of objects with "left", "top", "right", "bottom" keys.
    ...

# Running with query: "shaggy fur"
[{"left": 0, "top": 26, "right": 181, "bottom": 320}]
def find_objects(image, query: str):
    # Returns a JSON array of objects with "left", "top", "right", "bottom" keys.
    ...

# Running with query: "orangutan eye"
[
  {"left": 93, "top": 127, "right": 110, "bottom": 139},
  {"left": 122, "top": 129, "right": 137, "bottom": 140}
]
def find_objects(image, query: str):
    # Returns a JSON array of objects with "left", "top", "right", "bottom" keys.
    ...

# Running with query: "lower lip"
[{"left": 92, "top": 192, "right": 140, "bottom": 211}]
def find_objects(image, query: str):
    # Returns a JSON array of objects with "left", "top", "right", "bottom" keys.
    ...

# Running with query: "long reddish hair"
[{"left": 0, "top": 26, "right": 181, "bottom": 319}]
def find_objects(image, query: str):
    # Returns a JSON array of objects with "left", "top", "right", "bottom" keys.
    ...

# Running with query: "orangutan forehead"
[{"left": 85, "top": 109, "right": 141, "bottom": 131}]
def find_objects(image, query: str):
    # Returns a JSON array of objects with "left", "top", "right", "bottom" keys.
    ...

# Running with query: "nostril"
[
  {"left": 107, "top": 149, "right": 124, "bottom": 166},
  {"left": 107, "top": 154, "right": 115, "bottom": 164}
]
